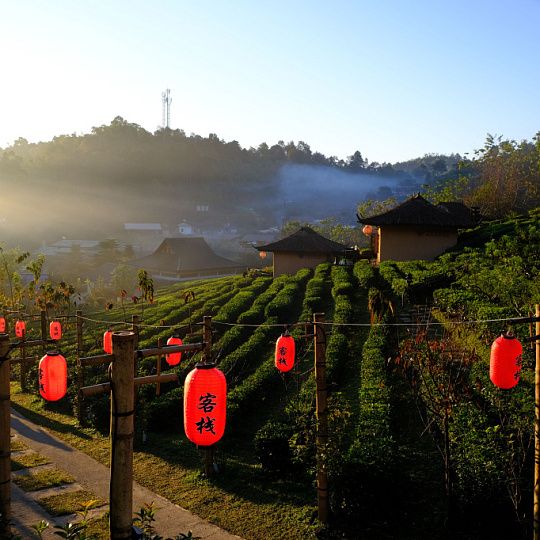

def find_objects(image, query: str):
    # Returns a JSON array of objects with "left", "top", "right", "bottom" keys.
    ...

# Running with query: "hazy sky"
[{"left": 1, "top": 0, "right": 539, "bottom": 162}]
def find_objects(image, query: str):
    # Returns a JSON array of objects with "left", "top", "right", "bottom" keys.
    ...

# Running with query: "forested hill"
[
  {"left": 1, "top": 119, "right": 538, "bottom": 246},
  {"left": 0, "top": 117, "right": 458, "bottom": 242}
]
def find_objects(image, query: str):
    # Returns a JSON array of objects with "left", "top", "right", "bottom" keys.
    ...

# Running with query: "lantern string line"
[
  {"left": 70, "top": 314, "right": 538, "bottom": 331},
  {"left": 77, "top": 315, "right": 198, "bottom": 331}
]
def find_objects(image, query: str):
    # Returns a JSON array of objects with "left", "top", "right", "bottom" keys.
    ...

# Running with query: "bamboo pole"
[
  {"left": 109, "top": 331, "right": 136, "bottom": 540},
  {"left": 0, "top": 334, "right": 11, "bottom": 535},
  {"left": 202, "top": 316, "right": 214, "bottom": 477},
  {"left": 534, "top": 304, "right": 540, "bottom": 540},
  {"left": 314, "top": 312, "right": 329, "bottom": 524}
]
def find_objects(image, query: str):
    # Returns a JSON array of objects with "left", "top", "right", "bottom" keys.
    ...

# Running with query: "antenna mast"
[{"left": 161, "top": 89, "right": 172, "bottom": 128}]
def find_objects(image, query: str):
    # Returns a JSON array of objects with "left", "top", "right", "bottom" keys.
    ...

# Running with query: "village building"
[
  {"left": 256, "top": 226, "right": 349, "bottom": 277},
  {"left": 129, "top": 237, "right": 246, "bottom": 281},
  {"left": 358, "top": 194, "right": 479, "bottom": 262},
  {"left": 177, "top": 221, "right": 194, "bottom": 235},
  {"left": 40, "top": 239, "right": 101, "bottom": 257}
]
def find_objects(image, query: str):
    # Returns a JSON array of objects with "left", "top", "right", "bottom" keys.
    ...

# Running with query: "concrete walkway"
[{"left": 10, "top": 408, "right": 242, "bottom": 539}]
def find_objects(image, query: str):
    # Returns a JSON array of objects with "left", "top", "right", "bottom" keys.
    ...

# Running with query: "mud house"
[
  {"left": 357, "top": 194, "right": 478, "bottom": 263},
  {"left": 256, "top": 226, "right": 349, "bottom": 277}
]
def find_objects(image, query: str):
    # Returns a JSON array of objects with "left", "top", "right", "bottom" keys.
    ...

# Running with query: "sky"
[{"left": 1, "top": 0, "right": 539, "bottom": 163}]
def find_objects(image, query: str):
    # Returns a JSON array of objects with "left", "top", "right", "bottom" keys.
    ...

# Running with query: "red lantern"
[
  {"left": 15, "top": 320, "right": 26, "bottom": 339},
  {"left": 275, "top": 334, "right": 295, "bottom": 373},
  {"left": 49, "top": 321, "right": 62, "bottom": 341},
  {"left": 39, "top": 351, "right": 67, "bottom": 401},
  {"left": 184, "top": 363, "right": 227, "bottom": 446},
  {"left": 490, "top": 334, "right": 522, "bottom": 389},
  {"left": 259, "top": 251, "right": 267, "bottom": 259},
  {"left": 103, "top": 330, "right": 113, "bottom": 354},
  {"left": 166, "top": 336, "right": 183, "bottom": 366},
  {"left": 0, "top": 317, "right": 5, "bottom": 333},
  {"left": 362, "top": 224, "right": 373, "bottom": 236}
]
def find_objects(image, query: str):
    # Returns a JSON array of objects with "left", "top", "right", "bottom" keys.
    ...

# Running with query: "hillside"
[{"left": 4, "top": 208, "right": 540, "bottom": 539}]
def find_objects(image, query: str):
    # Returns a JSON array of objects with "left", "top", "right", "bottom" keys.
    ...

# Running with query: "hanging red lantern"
[
  {"left": 15, "top": 320, "right": 26, "bottom": 339},
  {"left": 39, "top": 351, "right": 67, "bottom": 401},
  {"left": 275, "top": 334, "right": 295, "bottom": 373},
  {"left": 362, "top": 224, "right": 373, "bottom": 236},
  {"left": 490, "top": 333, "right": 522, "bottom": 389},
  {"left": 103, "top": 330, "right": 113, "bottom": 354},
  {"left": 49, "top": 321, "right": 62, "bottom": 341},
  {"left": 184, "top": 363, "right": 227, "bottom": 446},
  {"left": 0, "top": 317, "right": 5, "bottom": 333},
  {"left": 259, "top": 251, "right": 267, "bottom": 259},
  {"left": 166, "top": 335, "right": 183, "bottom": 366}
]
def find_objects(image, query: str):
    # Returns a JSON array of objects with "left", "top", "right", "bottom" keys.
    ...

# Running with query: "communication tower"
[{"left": 161, "top": 89, "right": 172, "bottom": 128}]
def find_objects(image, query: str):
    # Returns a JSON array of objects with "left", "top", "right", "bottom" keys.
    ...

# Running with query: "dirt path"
[{"left": 10, "top": 408, "right": 243, "bottom": 539}]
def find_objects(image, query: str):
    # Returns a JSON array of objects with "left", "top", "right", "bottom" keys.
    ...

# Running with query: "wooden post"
[
  {"left": 109, "top": 331, "right": 136, "bottom": 540},
  {"left": 76, "top": 310, "right": 84, "bottom": 424},
  {"left": 131, "top": 315, "right": 140, "bottom": 351},
  {"left": 19, "top": 333, "right": 27, "bottom": 392},
  {"left": 156, "top": 320, "right": 165, "bottom": 397},
  {"left": 40, "top": 310, "right": 47, "bottom": 352},
  {"left": 314, "top": 312, "right": 329, "bottom": 524},
  {"left": 0, "top": 334, "right": 11, "bottom": 534},
  {"left": 202, "top": 316, "right": 214, "bottom": 477},
  {"left": 534, "top": 304, "right": 540, "bottom": 540}
]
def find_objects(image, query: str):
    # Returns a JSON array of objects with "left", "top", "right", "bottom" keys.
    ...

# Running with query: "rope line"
[
  {"left": 74, "top": 314, "right": 534, "bottom": 330},
  {"left": 77, "top": 315, "right": 201, "bottom": 330}
]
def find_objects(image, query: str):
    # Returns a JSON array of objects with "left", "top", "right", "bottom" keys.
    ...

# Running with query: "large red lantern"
[
  {"left": 103, "top": 330, "right": 113, "bottom": 354},
  {"left": 50, "top": 321, "right": 62, "bottom": 341},
  {"left": 39, "top": 351, "right": 67, "bottom": 401},
  {"left": 184, "top": 363, "right": 227, "bottom": 446},
  {"left": 15, "top": 320, "right": 26, "bottom": 339},
  {"left": 362, "top": 224, "right": 373, "bottom": 236},
  {"left": 0, "top": 317, "right": 5, "bottom": 333},
  {"left": 275, "top": 334, "right": 295, "bottom": 373},
  {"left": 490, "top": 334, "right": 522, "bottom": 389},
  {"left": 166, "top": 336, "right": 183, "bottom": 366}
]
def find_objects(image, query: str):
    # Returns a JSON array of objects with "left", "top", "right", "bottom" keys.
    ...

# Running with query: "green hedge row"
[
  {"left": 353, "top": 260, "right": 376, "bottom": 289},
  {"left": 214, "top": 276, "right": 272, "bottom": 323},
  {"left": 264, "top": 268, "right": 312, "bottom": 323},
  {"left": 349, "top": 309, "right": 394, "bottom": 469}
]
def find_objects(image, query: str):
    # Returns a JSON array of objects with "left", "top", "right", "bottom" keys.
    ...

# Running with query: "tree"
[
  {"left": 137, "top": 269, "right": 154, "bottom": 319},
  {"left": 346, "top": 150, "right": 365, "bottom": 171}
]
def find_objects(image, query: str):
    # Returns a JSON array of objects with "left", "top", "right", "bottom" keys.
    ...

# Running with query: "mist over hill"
[{"left": 0, "top": 117, "right": 463, "bottom": 245}]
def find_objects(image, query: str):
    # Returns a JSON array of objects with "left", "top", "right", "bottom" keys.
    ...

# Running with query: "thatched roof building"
[
  {"left": 358, "top": 195, "right": 479, "bottom": 262},
  {"left": 131, "top": 238, "right": 245, "bottom": 280},
  {"left": 256, "top": 227, "right": 348, "bottom": 276}
]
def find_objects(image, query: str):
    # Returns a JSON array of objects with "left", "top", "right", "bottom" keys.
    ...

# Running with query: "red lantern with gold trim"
[
  {"left": 275, "top": 334, "right": 295, "bottom": 373},
  {"left": 166, "top": 336, "right": 183, "bottom": 366},
  {"left": 103, "top": 330, "right": 113, "bottom": 354},
  {"left": 0, "top": 317, "right": 5, "bottom": 333},
  {"left": 15, "top": 320, "right": 26, "bottom": 339},
  {"left": 39, "top": 351, "right": 67, "bottom": 401},
  {"left": 362, "top": 224, "right": 373, "bottom": 236},
  {"left": 184, "top": 363, "right": 227, "bottom": 446},
  {"left": 49, "top": 321, "right": 62, "bottom": 341},
  {"left": 490, "top": 333, "right": 522, "bottom": 389}
]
